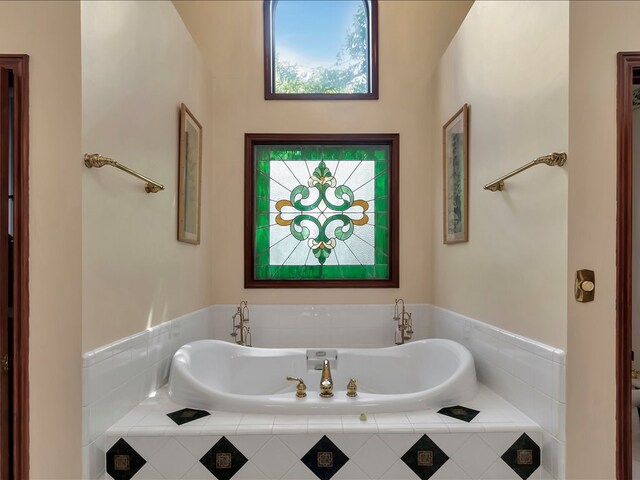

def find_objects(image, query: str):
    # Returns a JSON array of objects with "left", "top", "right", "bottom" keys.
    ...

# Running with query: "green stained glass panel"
[{"left": 252, "top": 143, "right": 391, "bottom": 281}]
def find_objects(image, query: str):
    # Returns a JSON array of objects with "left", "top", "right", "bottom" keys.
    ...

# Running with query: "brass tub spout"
[{"left": 320, "top": 359, "right": 334, "bottom": 398}]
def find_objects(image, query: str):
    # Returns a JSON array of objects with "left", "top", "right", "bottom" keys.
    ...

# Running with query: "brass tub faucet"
[
  {"left": 320, "top": 359, "right": 334, "bottom": 398},
  {"left": 286, "top": 376, "right": 307, "bottom": 398},
  {"left": 347, "top": 378, "right": 358, "bottom": 397}
]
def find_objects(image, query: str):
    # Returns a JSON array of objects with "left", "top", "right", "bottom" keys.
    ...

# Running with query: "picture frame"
[
  {"left": 177, "top": 103, "right": 203, "bottom": 244},
  {"left": 442, "top": 104, "right": 469, "bottom": 244}
]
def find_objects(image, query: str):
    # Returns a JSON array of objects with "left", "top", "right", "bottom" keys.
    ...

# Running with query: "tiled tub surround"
[
  {"left": 83, "top": 306, "right": 215, "bottom": 480},
  {"left": 103, "top": 385, "right": 543, "bottom": 480},
  {"left": 210, "top": 304, "right": 430, "bottom": 348},
  {"left": 83, "top": 304, "right": 566, "bottom": 479},
  {"left": 429, "top": 306, "right": 566, "bottom": 480}
]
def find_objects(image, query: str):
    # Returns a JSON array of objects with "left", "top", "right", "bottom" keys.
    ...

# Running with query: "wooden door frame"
[{"left": 0, "top": 54, "right": 29, "bottom": 480}]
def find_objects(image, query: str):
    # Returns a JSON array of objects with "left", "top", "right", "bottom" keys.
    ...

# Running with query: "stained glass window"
[
  {"left": 245, "top": 134, "right": 398, "bottom": 287},
  {"left": 263, "top": 0, "right": 379, "bottom": 99}
]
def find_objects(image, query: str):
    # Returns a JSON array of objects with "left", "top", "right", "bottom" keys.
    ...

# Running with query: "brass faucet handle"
[
  {"left": 346, "top": 378, "right": 357, "bottom": 397},
  {"left": 286, "top": 376, "right": 307, "bottom": 398},
  {"left": 632, "top": 369, "right": 640, "bottom": 380}
]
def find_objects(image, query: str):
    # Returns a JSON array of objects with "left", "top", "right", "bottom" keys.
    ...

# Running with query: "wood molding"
[
  {"left": 616, "top": 51, "right": 640, "bottom": 480},
  {"left": 0, "top": 54, "right": 29, "bottom": 480},
  {"left": 244, "top": 133, "right": 399, "bottom": 288}
]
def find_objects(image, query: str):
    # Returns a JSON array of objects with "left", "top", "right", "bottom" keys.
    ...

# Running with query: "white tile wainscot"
[
  {"left": 210, "top": 304, "right": 430, "bottom": 348},
  {"left": 82, "top": 306, "right": 215, "bottom": 480},
  {"left": 429, "top": 305, "right": 566, "bottom": 480},
  {"left": 103, "top": 385, "right": 543, "bottom": 479}
]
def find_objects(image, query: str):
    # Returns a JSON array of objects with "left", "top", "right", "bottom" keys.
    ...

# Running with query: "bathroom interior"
[{"left": 0, "top": 0, "right": 638, "bottom": 479}]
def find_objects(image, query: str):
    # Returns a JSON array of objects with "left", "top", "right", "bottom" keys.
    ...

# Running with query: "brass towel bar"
[
  {"left": 483, "top": 152, "right": 567, "bottom": 192},
  {"left": 83, "top": 153, "right": 164, "bottom": 193}
]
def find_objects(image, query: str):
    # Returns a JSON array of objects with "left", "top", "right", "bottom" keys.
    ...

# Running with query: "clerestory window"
[{"left": 263, "top": 0, "right": 379, "bottom": 99}]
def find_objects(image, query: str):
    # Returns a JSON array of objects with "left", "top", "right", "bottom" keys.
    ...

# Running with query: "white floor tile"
[
  {"left": 480, "top": 459, "right": 521, "bottom": 479},
  {"left": 277, "top": 434, "right": 322, "bottom": 458},
  {"left": 350, "top": 435, "right": 399, "bottom": 479},
  {"left": 281, "top": 461, "right": 318, "bottom": 479},
  {"left": 380, "top": 459, "right": 419, "bottom": 480},
  {"left": 479, "top": 432, "right": 521, "bottom": 456},
  {"left": 332, "top": 460, "right": 371, "bottom": 479},
  {"left": 234, "top": 462, "right": 269, "bottom": 480},
  {"left": 175, "top": 435, "right": 222, "bottom": 460},
  {"left": 327, "top": 433, "right": 373, "bottom": 457},
  {"left": 251, "top": 437, "right": 300, "bottom": 479},
  {"left": 181, "top": 462, "right": 215, "bottom": 479},
  {"left": 230, "top": 435, "right": 271, "bottom": 459},
  {"left": 131, "top": 463, "right": 164, "bottom": 480},
  {"left": 431, "top": 459, "right": 472, "bottom": 479},
  {"left": 377, "top": 433, "right": 421, "bottom": 457},
  {"left": 148, "top": 437, "right": 197, "bottom": 479},
  {"left": 126, "top": 435, "right": 171, "bottom": 462},
  {"left": 450, "top": 435, "right": 496, "bottom": 478},
  {"left": 428, "top": 433, "right": 472, "bottom": 457}
]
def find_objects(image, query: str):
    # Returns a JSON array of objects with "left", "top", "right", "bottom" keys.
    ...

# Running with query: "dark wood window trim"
[
  {"left": 263, "top": 0, "right": 379, "bottom": 100},
  {"left": 0, "top": 54, "right": 29, "bottom": 480},
  {"left": 244, "top": 133, "right": 398, "bottom": 288}
]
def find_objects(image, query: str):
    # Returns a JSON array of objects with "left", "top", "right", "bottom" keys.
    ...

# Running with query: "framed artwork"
[
  {"left": 244, "top": 133, "right": 399, "bottom": 288},
  {"left": 443, "top": 104, "right": 469, "bottom": 244},
  {"left": 177, "top": 103, "right": 203, "bottom": 244}
]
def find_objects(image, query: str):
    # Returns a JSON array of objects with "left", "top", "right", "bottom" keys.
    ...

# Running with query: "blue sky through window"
[{"left": 275, "top": 0, "right": 362, "bottom": 70}]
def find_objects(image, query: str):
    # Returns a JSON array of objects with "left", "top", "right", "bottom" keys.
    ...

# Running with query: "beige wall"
[
  {"left": 430, "top": 0, "right": 569, "bottom": 349},
  {"left": 174, "top": 0, "right": 472, "bottom": 306},
  {"left": 82, "top": 0, "right": 212, "bottom": 352},
  {"left": 0, "top": 1, "right": 83, "bottom": 478},
  {"left": 564, "top": 1, "right": 640, "bottom": 477}
]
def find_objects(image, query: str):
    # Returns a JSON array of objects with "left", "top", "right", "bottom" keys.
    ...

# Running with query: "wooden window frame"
[
  {"left": 244, "top": 133, "right": 399, "bottom": 288},
  {"left": 263, "top": 0, "right": 379, "bottom": 100}
]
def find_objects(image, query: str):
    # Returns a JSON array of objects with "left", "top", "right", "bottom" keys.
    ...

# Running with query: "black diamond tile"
[
  {"left": 106, "top": 438, "right": 146, "bottom": 480},
  {"left": 401, "top": 434, "right": 449, "bottom": 480},
  {"left": 437, "top": 405, "right": 480, "bottom": 422},
  {"left": 200, "top": 436, "right": 248, "bottom": 480},
  {"left": 501, "top": 433, "right": 541, "bottom": 480},
  {"left": 167, "top": 407, "right": 211, "bottom": 425},
  {"left": 301, "top": 435, "right": 349, "bottom": 480}
]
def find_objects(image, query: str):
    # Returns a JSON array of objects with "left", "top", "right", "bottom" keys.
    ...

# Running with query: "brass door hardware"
[
  {"left": 286, "top": 376, "right": 307, "bottom": 398},
  {"left": 0, "top": 354, "right": 8, "bottom": 373},
  {"left": 575, "top": 269, "right": 595, "bottom": 302}
]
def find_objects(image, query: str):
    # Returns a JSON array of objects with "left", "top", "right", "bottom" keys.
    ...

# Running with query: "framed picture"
[
  {"left": 442, "top": 104, "right": 469, "bottom": 244},
  {"left": 177, "top": 103, "right": 203, "bottom": 244}
]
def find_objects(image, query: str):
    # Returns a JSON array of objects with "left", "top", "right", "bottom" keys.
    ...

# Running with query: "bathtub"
[{"left": 168, "top": 339, "right": 477, "bottom": 414}]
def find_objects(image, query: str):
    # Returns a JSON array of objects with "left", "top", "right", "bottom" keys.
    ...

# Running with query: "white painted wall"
[
  {"left": 0, "top": 1, "right": 82, "bottom": 477},
  {"left": 430, "top": 0, "right": 569, "bottom": 350},
  {"left": 173, "top": 0, "right": 473, "bottom": 306},
  {"left": 81, "top": 0, "right": 212, "bottom": 352}
]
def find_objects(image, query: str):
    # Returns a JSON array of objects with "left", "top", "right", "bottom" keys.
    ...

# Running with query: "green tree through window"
[{"left": 264, "top": 0, "right": 378, "bottom": 99}]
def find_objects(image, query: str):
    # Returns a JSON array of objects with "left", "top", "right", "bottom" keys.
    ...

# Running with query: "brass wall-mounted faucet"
[
  {"left": 320, "top": 359, "right": 334, "bottom": 397},
  {"left": 230, "top": 300, "right": 251, "bottom": 346},
  {"left": 393, "top": 298, "right": 413, "bottom": 345}
]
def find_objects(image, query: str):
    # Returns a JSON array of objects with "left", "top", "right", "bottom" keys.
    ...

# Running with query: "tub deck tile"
[{"left": 102, "top": 384, "right": 545, "bottom": 480}]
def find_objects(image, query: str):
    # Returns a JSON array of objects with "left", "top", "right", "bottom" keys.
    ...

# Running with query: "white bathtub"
[{"left": 168, "top": 339, "right": 477, "bottom": 414}]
